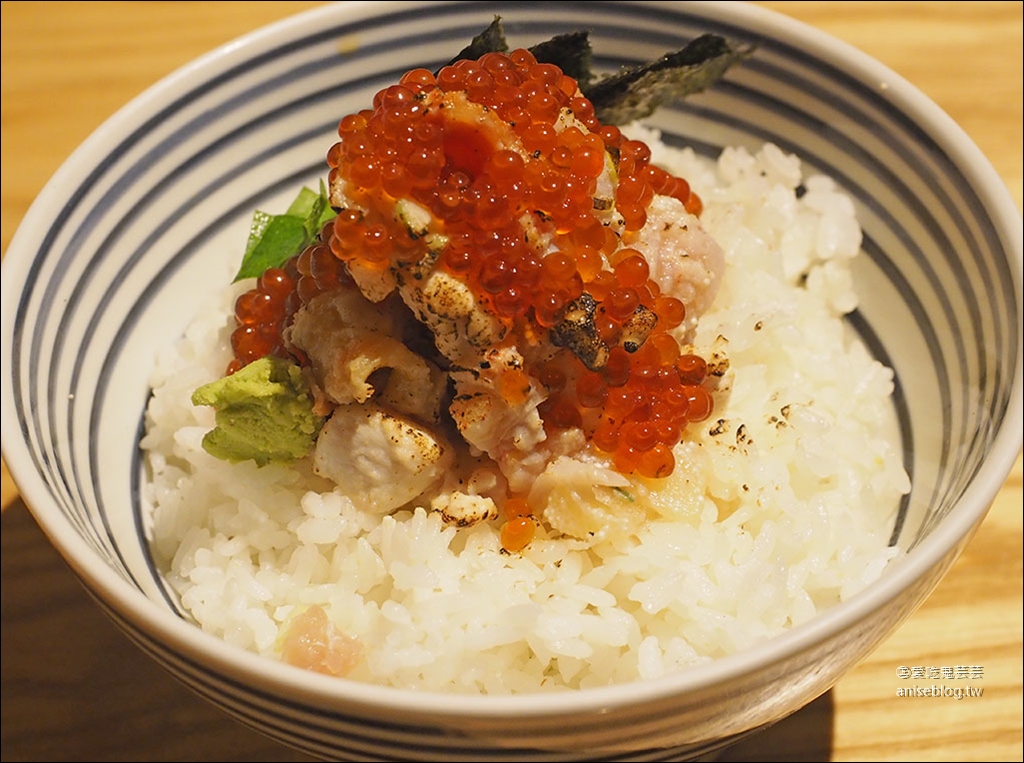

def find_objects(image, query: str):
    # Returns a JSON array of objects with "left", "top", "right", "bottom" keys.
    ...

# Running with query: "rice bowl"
[{"left": 1, "top": 2, "right": 1020, "bottom": 760}]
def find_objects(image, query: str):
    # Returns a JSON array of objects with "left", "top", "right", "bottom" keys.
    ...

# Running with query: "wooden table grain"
[{"left": 2, "top": 2, "right": 1021, "bottom": 761}]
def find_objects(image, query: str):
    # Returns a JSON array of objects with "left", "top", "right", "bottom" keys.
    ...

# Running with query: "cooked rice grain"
[{"left": 142, "top": 136, "right": 909, "bottom": 693}]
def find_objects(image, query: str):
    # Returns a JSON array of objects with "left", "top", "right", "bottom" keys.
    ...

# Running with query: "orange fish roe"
[
  {"left": 500, "top": 496, "right": 536, "bottom": 552},
  {"left": 230, "top": 48, "right": 714, "bottom": 499},
  {"left": 227, "top": 220, "right": 345, "bottom": 375}
]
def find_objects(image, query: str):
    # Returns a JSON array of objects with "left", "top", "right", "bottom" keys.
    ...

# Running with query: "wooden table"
[{"left": 2, "top": 2, "right": 1021, "bottom": 761}]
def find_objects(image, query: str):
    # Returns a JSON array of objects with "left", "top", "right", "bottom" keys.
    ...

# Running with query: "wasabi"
[{"left": 191, "top": 355, "right": 323, "bottom": 466}]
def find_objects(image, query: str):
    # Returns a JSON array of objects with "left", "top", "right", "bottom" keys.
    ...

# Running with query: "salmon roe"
[
  {"left": 226, "top": 220, "right": 345, "bottom": 375},
  {"left": 229, "top": 49, "right": 714, "bottom": 498}
]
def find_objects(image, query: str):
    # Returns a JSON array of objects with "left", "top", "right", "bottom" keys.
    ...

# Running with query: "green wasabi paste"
[{"left": 191, "top": 356, "right": 323, "bottom": 466}]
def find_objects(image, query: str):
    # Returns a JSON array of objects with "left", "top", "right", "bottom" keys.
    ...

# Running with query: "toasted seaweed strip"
[
  {"left": 442, "top": 15, "right": 508, "bottom": 68},
  {"left": 584, "top": 34, "right": 755, "bottom": 124},
  {"left": 443, "top": 19, "right": 754, "bottom": 125},
  {"left": 528, "top": 31, "right": 595, "bottom": 86},
  {"left": 445, "top": 18, "right": 594, "bottom": 83}
]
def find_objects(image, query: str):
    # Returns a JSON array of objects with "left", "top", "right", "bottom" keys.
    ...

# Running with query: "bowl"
[{"left": 2, "top": 1, "right": 1021, "bottom": 761}]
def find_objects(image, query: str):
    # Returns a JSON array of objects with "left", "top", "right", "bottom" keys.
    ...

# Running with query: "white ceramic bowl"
[{"left": 2, "top": 2, "right": 1021, "bottom": 761}]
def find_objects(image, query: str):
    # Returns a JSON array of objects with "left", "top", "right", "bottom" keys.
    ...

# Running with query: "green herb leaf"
[
  {"left": 233, "top": 182, "right": 336, "bottom": 282},
  {"left": 234, "top": 215, "right": 307, "bottom": 282}
]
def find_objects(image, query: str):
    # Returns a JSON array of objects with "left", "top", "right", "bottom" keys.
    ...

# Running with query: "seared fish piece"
[{"left": 313, "top": 403, "right": 454, "bottom": 514}]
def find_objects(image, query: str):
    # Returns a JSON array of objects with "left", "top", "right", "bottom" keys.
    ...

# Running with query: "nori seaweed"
[
  {"left": 527, "top": 31, "right": 594, "bottom": 87},
  {"left": 444, "top": 15, "right": 509, "bottom": 63},
  {"left": 584, "top": 33, "right": 755, "bottom": 124},
  {"left": 443, "top": 16, "right": 754, "bottom": 125}
]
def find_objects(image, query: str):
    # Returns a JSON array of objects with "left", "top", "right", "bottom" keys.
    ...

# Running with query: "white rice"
[{"left": 141, "top": 134, "right": 909, "bottom": 693}]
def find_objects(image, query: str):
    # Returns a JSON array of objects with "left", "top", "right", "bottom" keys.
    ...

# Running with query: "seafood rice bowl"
[
  {"left": 5, "top": 2, "right": 1019, "bottom": 760},
  {"left": 141, "top": 33, "right": 910, "bottom": 692}
]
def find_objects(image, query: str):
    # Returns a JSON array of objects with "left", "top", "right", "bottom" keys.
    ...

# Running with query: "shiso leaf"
[
  {"left": 446, "top": 18, "right": 754, "bottom": 125},
  {"left": 286, "top": 181, "right": 335, "bottom": 241},
  {"left": 235, "top": 214, "right": 306, "bottom": 282},
  {"left": 233, "top": 181, "right": 336, "bottom": 282}
]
